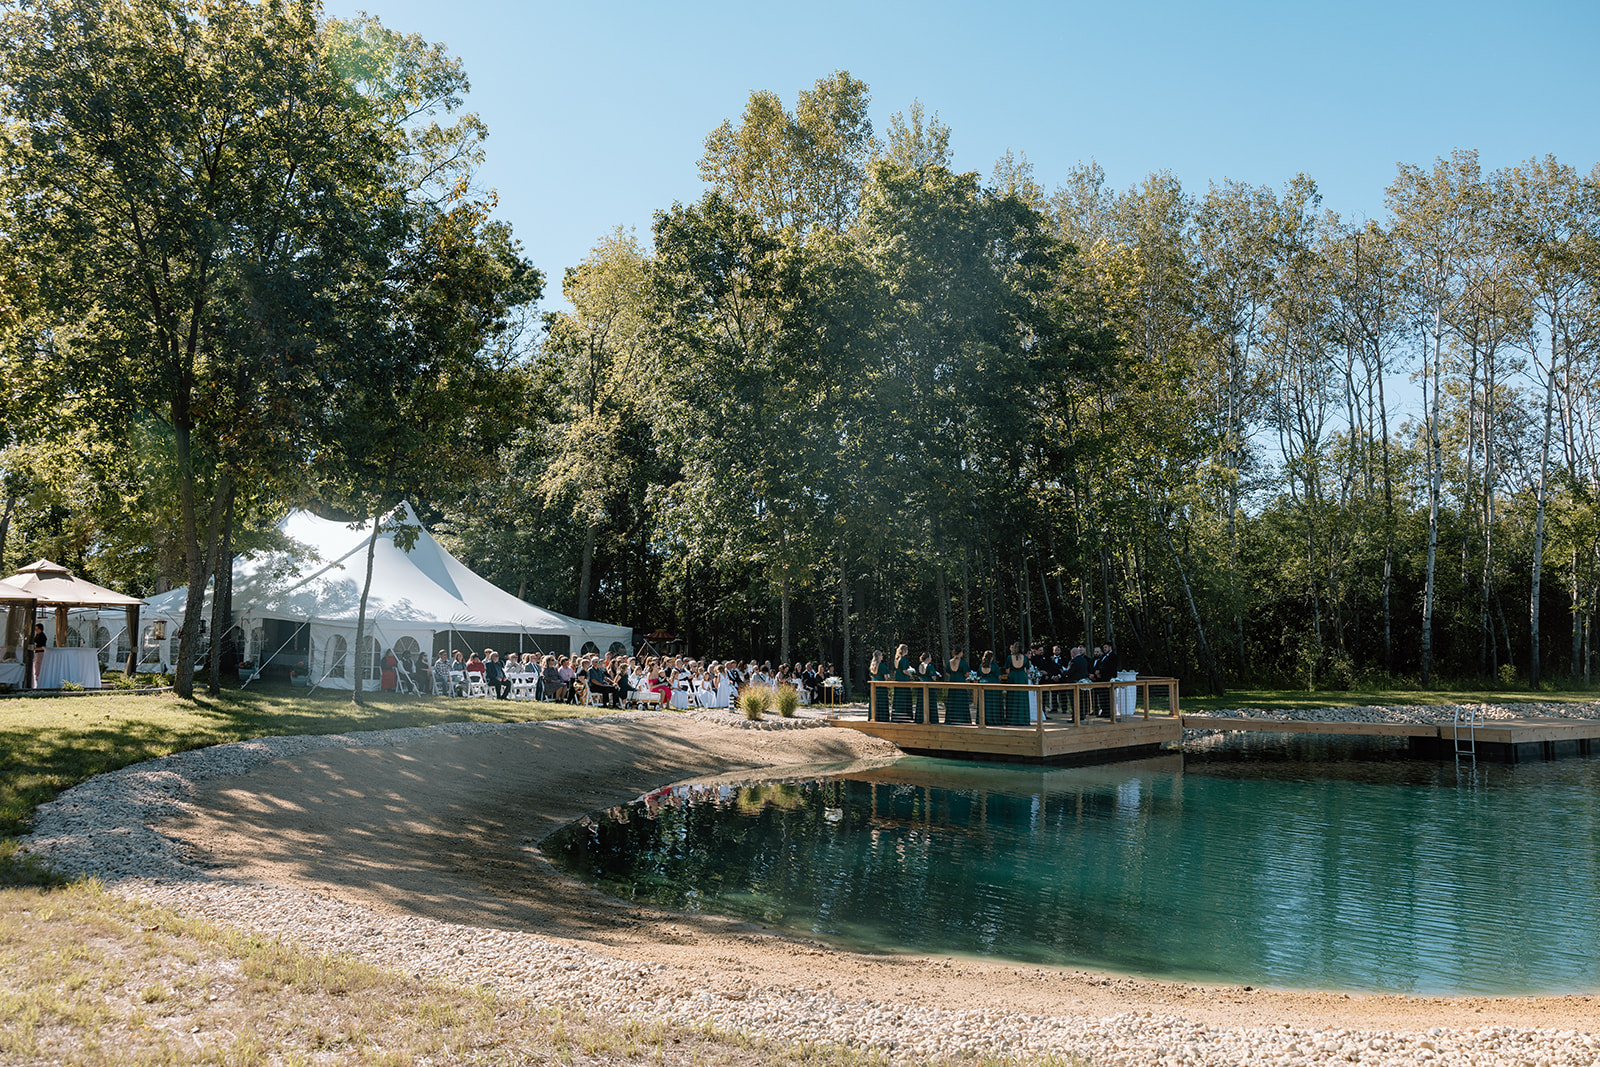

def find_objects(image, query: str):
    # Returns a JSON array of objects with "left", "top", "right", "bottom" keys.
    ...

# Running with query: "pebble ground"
[{"left": 20, "top": 707, "right": 1600, "bottom": 1066}]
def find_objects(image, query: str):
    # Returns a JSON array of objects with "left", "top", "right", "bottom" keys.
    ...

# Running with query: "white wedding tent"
[{"left": 141, "top": 504, "right": 632, "bottom": 689}]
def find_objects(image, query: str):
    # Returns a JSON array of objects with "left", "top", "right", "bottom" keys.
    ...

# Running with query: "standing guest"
[
  {"left": 976, "top": 650, "right": 1003, "bottom": 724},
  {"left": 869, "top": 650, "right": 890, "bottom": 722},
  {"left": 1064, "top": 645, "right": 1091, "bottom": 719},
  {"left": 1091, "top": 641, "right": 1120, "bottom": 719},
  {"left": 890, "top": 643, "right": 915, "bottom": 722},
  {"left": 916, "top": 651, "right": 941, "bottom": 723},
  {"left": 381, "top": 648, "right": 399, "bottom": 692},
  {"left": 945, "top": 648, "right": 973, "bottom": 724},
  {"left": 30, "top": 622, "right": 46, "bottom": 688},
  {"left": 1004, "top": 642, "right": 1031, "bottom": 725}
]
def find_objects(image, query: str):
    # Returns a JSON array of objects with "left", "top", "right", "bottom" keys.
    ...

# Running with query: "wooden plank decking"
[{"left": 830, "top": 680, "right": 1600, "bottom": 764}]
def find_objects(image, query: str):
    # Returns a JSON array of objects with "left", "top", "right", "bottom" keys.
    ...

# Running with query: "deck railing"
[{"left": 859, "top": 677, "right": 1180, "bottom": 738}]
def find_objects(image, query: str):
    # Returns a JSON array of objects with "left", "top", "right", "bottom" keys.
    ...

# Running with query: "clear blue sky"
[{"left": 325, "top": 0, "right": 1599, "bottom": 309}]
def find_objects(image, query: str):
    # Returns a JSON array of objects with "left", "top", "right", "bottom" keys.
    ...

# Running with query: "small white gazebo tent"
[
  {"left": 141, "top": 504, "right": 632, "bottom": 688},
  {"left": 0, "top": 559, "right": 143, "bottom": 689}
]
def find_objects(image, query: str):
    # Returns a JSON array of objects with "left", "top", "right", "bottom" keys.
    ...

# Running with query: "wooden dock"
[
  {"left": 830, "top": 680, "right": 1600, "bottom": 764},
  {"left": 1183, "top": 714, "right": 1600, "bottom": 762},
  {"left": 830, "top": 678, "right": 1183, "bottom": 764}
]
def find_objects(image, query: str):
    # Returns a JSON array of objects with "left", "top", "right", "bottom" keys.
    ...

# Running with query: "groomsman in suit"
[{"left": 1090, "top": 642, "right": 1120, "bottom": 718}]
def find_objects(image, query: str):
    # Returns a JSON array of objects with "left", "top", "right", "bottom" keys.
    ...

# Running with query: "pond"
[{"left": 541, "top": 735, "right": 1600, "bottom": 995}]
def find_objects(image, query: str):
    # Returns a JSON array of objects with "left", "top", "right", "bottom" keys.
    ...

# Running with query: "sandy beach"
[{"left": 29, "top": 711, "right": 1600, "bottom": 1063}]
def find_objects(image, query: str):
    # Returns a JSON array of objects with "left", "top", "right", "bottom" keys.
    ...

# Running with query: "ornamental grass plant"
[
  {"left": 737, "top": 684, "right": 772, "bottom": 720},
  {"left": 773, "top": 684, "right": 801, "bottom": 717}
]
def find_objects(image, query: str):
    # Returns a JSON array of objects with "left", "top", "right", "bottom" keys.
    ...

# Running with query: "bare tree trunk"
[
  {"left": 577, "top": 521, "right": 597, "bottom": 620},
  {"left": 838, "top": 539, "right": 851, "bottom": 699},
  {"left": 780, "top": 573, "right": 791, "bottom": 666},
  {"left": 1038, "top": 551, "right": 1056, "bottom": 642},
  {"left": 1100, "top": 546, "right": 1114, "bottom": 646},
  {"left": 352, "top": 506, "right": 384, "bottom": 707},
  {"left": 936, "top": 565, "right": 951, "bottom": 663},
  {"left": 205, "top": 486, "right": 236, "bottom": 696},
  {"left": 1421, "top": 311, "right": 1444, "bottom": 687},
  {"left": 1158, "top": 518, "right": 1221, "bottom": 695},
  {"left": 0, "top": 493, "right": 15, "bottom": 575},
  {"left": 960, "top": 552, "right": 971, "bottom": 658},
  {"left": 1530, "top": 333, "right": 1557, "bottom": 689}
]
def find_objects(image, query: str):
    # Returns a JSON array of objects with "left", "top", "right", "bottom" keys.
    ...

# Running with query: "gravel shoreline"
[{"left": 20, "top": 710, "right": 1600, "bottom": 1066}]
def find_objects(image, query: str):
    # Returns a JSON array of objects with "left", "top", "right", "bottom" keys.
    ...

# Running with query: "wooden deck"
[
  {"left": 1182, "top": 714, "right": 1600, "bottom": 762},
  {"left": 830, "top": 680, "right": 1600, "bottom": 764},
  {"left": 829, "top": 678, "right": 1182, "bottom": 764}
]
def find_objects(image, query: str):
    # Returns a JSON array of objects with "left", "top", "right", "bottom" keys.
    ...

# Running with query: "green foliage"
[{"left": 773, "top": 685, "right": 800, "bottom": 717}]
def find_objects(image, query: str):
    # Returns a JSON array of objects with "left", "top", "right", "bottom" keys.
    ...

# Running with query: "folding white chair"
[{"left": 465, "top": 670, "right": 488, "bottom": 698}]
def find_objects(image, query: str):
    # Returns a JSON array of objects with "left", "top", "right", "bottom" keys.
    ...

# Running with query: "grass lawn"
[
  {"left": 1180, "top": 684, "right": 1600, "bottom": 713},
  {"left": 0, "top": 684, "right": 608, "bottom": 865},
  {"left": 5, "top": 686, "right": 1000, "bottom": 1066}
]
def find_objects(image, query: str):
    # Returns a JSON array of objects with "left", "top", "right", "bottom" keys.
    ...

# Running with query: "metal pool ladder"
[{"left": 1452, "top": 705, "right": 1479, "bottom": 757}]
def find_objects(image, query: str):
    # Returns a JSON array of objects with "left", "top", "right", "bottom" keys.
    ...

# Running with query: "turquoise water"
[{"left": 541, "top": 736, "right": 1600, "bottom": 994}]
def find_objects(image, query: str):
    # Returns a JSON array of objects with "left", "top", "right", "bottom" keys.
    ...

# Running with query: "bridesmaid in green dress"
[
  {"left": 1004, "top": 642, "right": 1031, "bottom": 725},
  {"left": 892, "top": 643, "right": 914, "bottom": 722},
  {"left": 976, "top": 650, "right": 1004, "bottom": 725},
  {"left": 945, "top": 649, "right": 972, "bottom": 724},
  {"left": 916, "top": 651, "right": 940, "bottom": 723},
  {"left": 870, "top": 650, "right": 890, "bottom": 721}
]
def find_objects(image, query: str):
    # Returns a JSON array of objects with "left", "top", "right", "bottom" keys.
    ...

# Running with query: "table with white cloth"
[
  {"left": 0, "top": 660, "right": 23, "bottom": 688},
  {"left": 37, "top": 647, "right": 103, "bottom": 689}
]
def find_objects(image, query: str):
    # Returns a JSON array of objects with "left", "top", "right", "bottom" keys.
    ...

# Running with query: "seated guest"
[
  {"left": 557, "top": 655, "right": 577, "bottom": 703},
  {"left": 483, "top": 650, "right": 509, "bottom": 698},
  {"left": 587, "top": 656, "right": 621, "bottom": 707},
  {"left": 541, "top": 654, "right": 565, "bottom": 703},
  {"left": 432, "top": 651, "right": 451, "bottom": 696}
]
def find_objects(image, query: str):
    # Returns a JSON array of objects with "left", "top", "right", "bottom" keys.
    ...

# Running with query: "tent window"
[
  {"left": 328, "top": 636, "right": 348, "bottom": 679},
  {"left": 609, "top": 641, "right": 628, "bottom": 655},
  {"left": 358, "top": 635, "right": 380, "bottom": 681},
  {"left": 95, "top": 626, "right": 111, "bottom": 667},
  {"left": 580, "top": 641, "right": 599, "bottom": 655}
]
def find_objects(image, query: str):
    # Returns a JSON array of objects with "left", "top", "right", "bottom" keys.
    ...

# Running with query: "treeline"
[
  {"left": 444, "top": 77, "right": 1600, "bottom": 694},
  {"left": 3, "top": 39, "right": 1597, "bottom": 695}
]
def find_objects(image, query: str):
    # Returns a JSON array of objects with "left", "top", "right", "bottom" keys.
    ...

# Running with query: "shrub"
[
  {"left": 1499, "top": 663, "right": 1517, "bottom": 687},
  {"left": 59, "top": 681, "right": 84, "bottom": 692},
  {"left": 773, "top": 685, "right": 800, "bottom": 718},
  {"left": 737, "top": 684, "right": 772, "bottom": 721}
]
